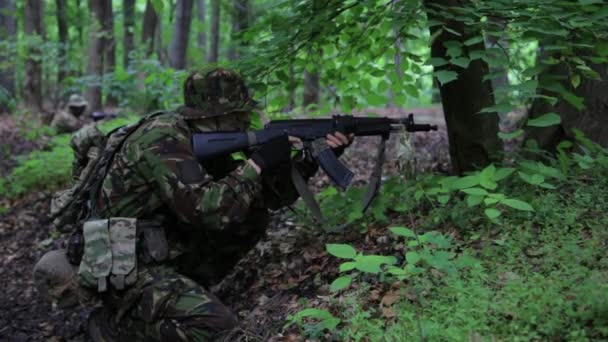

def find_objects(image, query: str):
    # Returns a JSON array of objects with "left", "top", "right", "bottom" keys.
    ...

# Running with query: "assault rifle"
[{"left": 192, "top": 114, "right": 437, "bottom": 224}]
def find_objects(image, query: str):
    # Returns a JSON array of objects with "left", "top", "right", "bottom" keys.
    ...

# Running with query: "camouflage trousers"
[{"left": 99, "top": 265, "right": 237, "bottom": 341}]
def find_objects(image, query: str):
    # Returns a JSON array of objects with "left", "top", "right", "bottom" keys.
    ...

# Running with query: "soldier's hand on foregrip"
[{"left": 249, "top": 135, "right": 292, "bottom": 173}]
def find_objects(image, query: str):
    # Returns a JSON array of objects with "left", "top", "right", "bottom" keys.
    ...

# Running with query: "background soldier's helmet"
[
  {"left": 33, "top": 249, "right": 85, "bottom": 308},
  {"left": 68, "top": 94, "right": 88, "bottom": 108},
  {"left": 181, "top": 67, "right": 258, "bottom": 119}
]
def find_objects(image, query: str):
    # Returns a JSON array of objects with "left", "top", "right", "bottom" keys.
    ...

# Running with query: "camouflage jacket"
[{"left": 95, "top": 112, "right": 317, "bottom": 285}]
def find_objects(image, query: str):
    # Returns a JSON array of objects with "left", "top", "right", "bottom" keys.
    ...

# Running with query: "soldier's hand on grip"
[{"left": 250, "top": 135, "right": 291, "bottom": 172}]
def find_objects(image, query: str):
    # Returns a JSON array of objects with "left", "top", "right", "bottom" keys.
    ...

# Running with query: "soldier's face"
[{"left": 69, "top": 105, "right": 86, "bottom": 118}]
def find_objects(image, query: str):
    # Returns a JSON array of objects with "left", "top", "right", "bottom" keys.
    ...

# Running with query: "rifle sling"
[
  {"left": 362, "top": 136, "right": 387, "bottom": 212},
  {"left": 290, "top": 165, "right": 326, "bottom": 225}
]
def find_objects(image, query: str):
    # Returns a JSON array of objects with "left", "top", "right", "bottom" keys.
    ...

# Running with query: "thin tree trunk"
[
  {"left": 56, "top": 0, "right": 68, "bottom": 98},
  {"left": 0, "top": 0, "right": 17, "bottom": 113},
  {"left": 228, "top": 0, "right": 249, "bottom": 60},
  {"left": 86, "top": 0, "right": 106, "bottom": 112},
  {"left": 123, "top": 0, "right": 135, "bottom": 68},
  {"left": 425, "top": 0, "right": 503, "bottom": 174},
  {"left": 24, "top": 0, "right": 44, "bottom": 112},
  {"left": 208, "top": 0, "right": 220, "bottom": 63},
  {"left": 168, "top": 0, "right": 195, "bottom": 69},
  {"left": 104, "top": 0, "right": 117, "bottom": 106},
  {"left": 155, "top": 16, "right": 167, "bottom": 64},
  {"left": 302, "top": 70, "right": 320, "bottom": 108},
  {"left": 197, "top": 0, "right": 207, "bottom": 52},
  {"left": 75, "top": 0, "right": 85, "bottom": 75},
  {"left": 142, "top": 0, "right": 158, "bottom": 56},
  {"left": 302, "top": 0, "right": 322, "bottom": 109}
]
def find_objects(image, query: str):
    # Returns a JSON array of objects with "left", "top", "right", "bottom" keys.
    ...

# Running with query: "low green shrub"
[{"left": 292, "top": 135, "right": 608, "bottom": 341}]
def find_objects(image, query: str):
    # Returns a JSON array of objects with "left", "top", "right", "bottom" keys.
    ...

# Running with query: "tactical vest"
[{"left": 49, "top": 112, "right": 168, "bottom": 292}]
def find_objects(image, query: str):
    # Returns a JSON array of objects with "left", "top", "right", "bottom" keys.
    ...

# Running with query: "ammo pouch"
[{"left": 78, "top": 218, "right": 169, "bottom": 292}]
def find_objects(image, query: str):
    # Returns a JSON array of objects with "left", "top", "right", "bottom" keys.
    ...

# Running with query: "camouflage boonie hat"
[
  {"left": 68, "top": 94, "right": 88, "bottom": 107},
  {"left": 181, "top": 67, "right": 258, "bottom": 119}
]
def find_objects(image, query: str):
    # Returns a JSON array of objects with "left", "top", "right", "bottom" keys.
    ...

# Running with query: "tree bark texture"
[
  {"left": 56, "top": 0, "right": 68, "bottom": 92},
  {"left": 0, "top": 0, "right": 17, "bottom": 112},
  {"left": 197, "top": 0, "right": 207, "bottom": 51},
  {"left": 302, "top": 0, "right": 322, "bottom": 109},
  {"left": 228, "top": 0, "right": 249, "bottom": 60},
  {"left": 24, "top": 0, "right": 44, "bottom": 112},
  {"left": 425, "top": 0, "right": 503, "bottom": 174},
  {"left": 142, "top": 0, "right": 158, "bottom": 56},
  {"left": 75, "top": 0, "right": 85, "bottom": 74},
  {"left": 103, "top": 0, "right": 117, "bottom": 106},
  {"left": 168, "top": 0, "right": 195, "bottom": 69},
  {"left": 303, "top": 70, "right": 320, "bottom": 108},
  {"left": 123, "top": 0, "right": 135, "bottom": 67},
  {"left": 526, "top": 61, "right": 608, "bottom": 149},
  {"left": 208, "top": 0, "right": 221, "bottom": 63},
  {"left": 86, "top": 0, "right": 106, "bottom": 111}
]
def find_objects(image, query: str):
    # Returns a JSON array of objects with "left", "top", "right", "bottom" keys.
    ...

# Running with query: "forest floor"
[{"left": 0, "top": 107, "right": 514, "bottom": 341}]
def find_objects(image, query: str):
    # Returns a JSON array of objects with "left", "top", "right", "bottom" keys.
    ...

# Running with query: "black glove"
[{"left": 250, "top": 135, "right": 291, "bottom": 171}]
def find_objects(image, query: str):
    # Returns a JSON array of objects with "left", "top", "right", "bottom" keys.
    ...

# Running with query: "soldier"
[
  {"left": 34, "top": 68, "right": 352, "bottom": 341},
  {"left": 49, "top": 94, "right": 89, "bottom": 134}
]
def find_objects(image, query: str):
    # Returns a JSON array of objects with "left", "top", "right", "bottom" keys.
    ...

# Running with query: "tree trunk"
[
  {"left": 302, "top": 0, "right": 322, "bottom": 109},
  {"left": 75, "top": 0, "right": 85, "bottom": 75},
  {"left": 86, "top": 0, "right": 106, "bottom": 112},
  {"left": 24, "top": 0, "right": 44, "bottom": 112},
  {"left": 208, "top": 0, "right": 220, "bottom": 63},
  {"left": 0, "top": 0, "right": 17, "bottom": 113},
  {"left": 123, "top": 0, "right": 135, "bottom": 68},
  {"left": 228, "top": 0, "right": 249, "bottom": 60},
  {"left": 197, "top": 0, "right": 207, "bottom": 52},
  {"left": 56, "top": 0, "right": 68, "bottom": 96},
  {"left": 168, "top": 0, "right": 195, "bottom": 69},
  {"left": 425, "top": 0, "right": 503, "bottom": 174},
  {"left": 142, "top": 0, "right": 158, "bottom": 56},
  {"left": 103, "top": 0, "right": 117, "bottom": 106},
  {"left": 302, "top": 70, "right": 320, "bottom": 109},
  {"left": 525, "top": 61, "right": 608, "bottom": 149}
]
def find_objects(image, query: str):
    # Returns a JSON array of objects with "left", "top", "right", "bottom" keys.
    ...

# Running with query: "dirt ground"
[{"left": 0, "top": 107, "right": 456, "bottom": 341}]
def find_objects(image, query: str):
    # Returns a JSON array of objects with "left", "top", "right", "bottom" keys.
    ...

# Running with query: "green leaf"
[
  {"left": 330, "top": 276, "right": 352, "bottom": 292},
  {"left": 429, "top": 57, "right": 448, "bottom": 67},
  {"left": 527, "top": 113, "right": 562, "bottom": 127},
  {"left": 434, "top": 70, "right": 458, "bottom": 85},
  {"left": 450, "top": 57, "right": 470, "bottom": 68},
  {"left": 484, "top": 208, "right": 501, "bottom": 219},
  {"left": 571, "top": 74, "right": 581, "bottom": 88},
  {"left": 355, "top": 255, "right": 397, "bottom": 274},
  {"left": 501, "top": 198, "right": 534, "bottom": 211},
  {"left": 389, "top": 226, "right": 416, "bottom": 238},
  {"left": 406, "top": 251, "right": 421, "bottom": 265},
  {"left": 461, "top": 187, "right": 489, "bottom": 196},
  {"left": 493, "top": 168, "right": 515, "bottom": 181},
  {"left": 437, "top": 195, "right": 450, "bottom": 204},
  {"left": 451, "top": 175, "right": 480, "bottom": 189},
  {"left": 326, "top": 244, "right": 357, "bottom": 259},
  {"left": 339, "top": 262, "right": 356, "bottom": 272},
  {"left": 386, "top": 267, "right": 408, "bottom": 276},
  {"left": 466, "top": 195, "right": 484, "bottom": 207},
  {"left": 464, "top": 36, "right": 484, "bottom": 46},
  {"left": 539, "top": 182, "right": 557, "bottom": 190},
  {"left": 498, "top": 130, "right": 524, "bottom": 140},
  {"left": 518, "top": 172, "right": 545, "bottom": 185}
]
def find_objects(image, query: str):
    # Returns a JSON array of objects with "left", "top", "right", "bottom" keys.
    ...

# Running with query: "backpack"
[{"left": 50, "top": 112, "right": 165, "bottom": 233}]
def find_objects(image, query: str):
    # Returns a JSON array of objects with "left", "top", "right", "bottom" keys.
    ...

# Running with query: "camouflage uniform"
[
  {"left": 50, "top": 94, "right": 89, "bottom": 134},
  {"left": 85, "top": 69, "right": 317, "bottom": 341}
]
